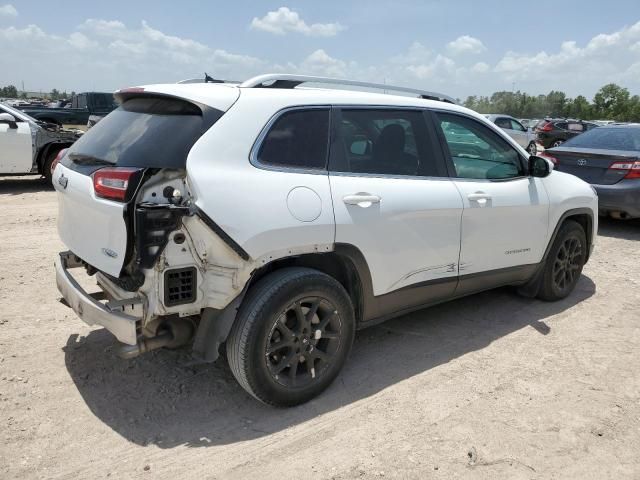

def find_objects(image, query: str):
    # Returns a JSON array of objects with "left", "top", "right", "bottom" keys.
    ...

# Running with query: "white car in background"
[
  {"left": 0, "top": 102, "right": 81, "bottom": 184},
  {"left": 53, "top": 74, "right": 597, "bottom": 406},
  {"left": 486, "top": 114, "right": 538, "bottom": 154}
]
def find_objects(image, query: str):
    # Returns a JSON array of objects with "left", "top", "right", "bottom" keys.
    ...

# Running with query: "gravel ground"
[{"left": 1, "top": 175, "right": 639, "bottom": 479}]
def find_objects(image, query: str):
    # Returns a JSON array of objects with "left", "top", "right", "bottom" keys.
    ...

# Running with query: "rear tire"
[
  {"left": 527, "top": 142, "right": 537, "bottom": 155},
  {"left": 226, "top": 267, "right": 355, "bottom": 407},
  {"left": 537, "top": 220, "right": 586, "bottom": 301},
  {"left": 552, "top": 140, "right": 563, "bottom": 148}
]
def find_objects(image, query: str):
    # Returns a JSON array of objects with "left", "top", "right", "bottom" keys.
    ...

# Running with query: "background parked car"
[
  {"left": 519, "top": 118, "right": 540, "bottom": 130},
  {"left": 535, "top": 118, "right": 598, "bottom": 149},
  {"left": 485, "top": 114, "right": 538, "bottom": 154},
  {"left": 542, "top": 124, "right": 640, "bottom": 219},
  {"left": 0, "top": 102, "right": 80, "bottom": 184},
  {"left": 17, "top": 92, "right": 117, "bottom": 126}
]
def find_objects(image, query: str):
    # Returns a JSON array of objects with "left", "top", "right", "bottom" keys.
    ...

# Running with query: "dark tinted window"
[
  {"left": 494, "top": 117, "right": 511, "bottom": 129},
  {"left": 564, "top": 127, "right": 640, "bottom": 151},
  {"left": 555, "top": 122, "right": 568, "bottom": 130},
  {"left": 436, "top": 112, "right": 523, "bottom": 180},
  {"left": 64, "top": 96, "right": 221, "bottom": 170},
  {"left": 257, "top": 109, "right": 329, "bottom": 169},
  {"left": 330, "top": 109, "right": 439, "bottom": 176}
]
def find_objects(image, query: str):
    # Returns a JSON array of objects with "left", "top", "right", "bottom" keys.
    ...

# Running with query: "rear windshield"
[
  {"left": 563, "top": 127, "right": 640, "bottom": 151},
  {"left": 64, "top": 96, "right": 222, "bottom": 169}
]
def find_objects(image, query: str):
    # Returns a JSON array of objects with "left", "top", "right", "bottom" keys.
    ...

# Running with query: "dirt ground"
[{"left": 1, "top": 175, "right": 639, "bottom": 480}]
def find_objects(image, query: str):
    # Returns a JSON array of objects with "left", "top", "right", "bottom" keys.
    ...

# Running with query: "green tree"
[
  {"left": 50, "top": 88, "right": 60, "bottom": 101},
  {"left": 593, "top": 83, "right": 630, "bottom": 120}
]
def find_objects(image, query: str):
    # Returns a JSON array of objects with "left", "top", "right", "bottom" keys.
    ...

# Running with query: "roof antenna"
[{"left": 204, "top": 73, "right": 223, "bottom": 84}]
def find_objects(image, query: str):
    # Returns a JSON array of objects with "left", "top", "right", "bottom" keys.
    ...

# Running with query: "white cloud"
[
  {"left": 447, "top": 35, "right": 486, "bottom": 55},
  {"left": 471, "top": 61, "right": 490, "bottom": 73},
  {"left": 494, "top": 20, "right": 640, "bottom": 93},
  {"left": 250, "top": 7, "right": 344, "bottom": 37},
  {"left": 0, "top": 4, "right": 17, "bottom": 17},
  {"left": 0, "top": 20, "right": 265, "bottom": 91}
]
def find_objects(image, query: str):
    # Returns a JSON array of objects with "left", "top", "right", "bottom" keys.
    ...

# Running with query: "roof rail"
[{"left": 239, "top": 74, "right": 457, "bottom": 104}]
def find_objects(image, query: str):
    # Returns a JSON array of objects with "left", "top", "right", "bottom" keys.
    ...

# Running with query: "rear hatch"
[
  {"left": 53, "top": 86, "right": 238, "bottom": 277},
  {"left": 548, "top": 146, "right": 638, "bottom": 185}
]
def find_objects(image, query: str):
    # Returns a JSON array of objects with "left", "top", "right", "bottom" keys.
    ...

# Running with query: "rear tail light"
[
  {"left": 609, "top": 160, "right": 640, "bottom": 179},
  {"left": 538, "top": 122, "right": 553, "bottom": 132},
  {"left": 540, "top": 152, "right": 558, "bottom": 165},
  {"left": 92, "top": 167, "right": 143, "bottom": 202},
  {"left": 51, "top": 148, "right": 68, "bottom": 173}
]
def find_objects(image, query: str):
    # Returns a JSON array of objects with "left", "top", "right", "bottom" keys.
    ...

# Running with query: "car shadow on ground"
[
  {"left": 598, "top": 216, "right": 640, "bottom": 241},
  {"left": 0, "top": 176, "right": 50, "bottom": 195},
  {"left": 63, "top": 275, "right": 595, "bottom": 449}
]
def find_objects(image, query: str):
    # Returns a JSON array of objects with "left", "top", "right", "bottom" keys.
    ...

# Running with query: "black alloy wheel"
[{"left": 266, "top": 296, "right": 343, "bottom": 388}]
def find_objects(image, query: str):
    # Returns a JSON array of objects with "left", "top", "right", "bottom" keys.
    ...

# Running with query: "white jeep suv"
[{"left": 53, "top": 74, "right": 597, "bottom": 406}]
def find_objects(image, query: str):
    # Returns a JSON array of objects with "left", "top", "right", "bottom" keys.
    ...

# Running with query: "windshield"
[
  {"left": 563, "top": 127, "right": 640, "bottom": 151},
  {"left": 0, "top": 102, "right": 38, "bottom": 124},
  {"left": 64, "top": 96, "right": 222, "bottom": 169}
]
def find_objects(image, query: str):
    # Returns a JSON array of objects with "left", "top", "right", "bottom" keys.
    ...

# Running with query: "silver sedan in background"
[{"left": 485, "top": 114, "right": 538, "bottom": 154}]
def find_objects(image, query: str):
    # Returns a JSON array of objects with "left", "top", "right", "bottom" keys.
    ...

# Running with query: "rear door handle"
[{"left": 343, "top": 193, "right": 381, "bottom": 208}]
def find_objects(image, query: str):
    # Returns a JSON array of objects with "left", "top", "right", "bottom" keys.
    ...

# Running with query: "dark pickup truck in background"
[{"left": 17, "top": 92, "right": 117, "bottom": 126}]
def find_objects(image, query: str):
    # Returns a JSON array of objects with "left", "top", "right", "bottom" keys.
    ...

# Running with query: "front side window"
[
  {"left": 510, "top": 119, "right": 526, "bottom": 132},
  {"left": 330, "top": 109, "right": 439, "bottom": 177},
  {"left": 436, "top": 112, "right": 524, "bottom": 180},
  {"left": 257, "top": 109, "right": 330, "bottom": 169}
]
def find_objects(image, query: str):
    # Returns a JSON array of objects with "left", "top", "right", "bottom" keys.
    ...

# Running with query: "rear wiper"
[{"left": 67, "top": 153, "right": 112, "bottom": 166}]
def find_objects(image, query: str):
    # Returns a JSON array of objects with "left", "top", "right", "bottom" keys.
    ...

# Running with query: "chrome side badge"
[
  {"left": 577, "top": 159, "right": 587, "bottom": 166},
  {"left": 102, "top": 248, "right": 118, "bottom": 259},
  {"left": 58, "top": 174, "right": 68, "bottom": 189}
]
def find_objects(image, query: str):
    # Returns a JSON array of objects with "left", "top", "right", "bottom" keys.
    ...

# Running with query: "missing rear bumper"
[{"left": 55, "top": 251, "right": 142, "bottom": 345}]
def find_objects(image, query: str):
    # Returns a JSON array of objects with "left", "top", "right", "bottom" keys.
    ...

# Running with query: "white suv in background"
[
  {"left": 53, "top": 74, "right": 597, "bottom": 406},
  {"left": 485, "top": 114, "right": 538, "bottom": 155}
]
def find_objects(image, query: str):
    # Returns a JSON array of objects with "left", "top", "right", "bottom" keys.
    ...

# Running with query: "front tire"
[
  {"left": 527, "top": 142, "right": 537, "bottom": 155},
  {"left": 552, "top": 140, "right": 564, "bottom": 148},
  {"left": 226, "top": 268, "right": 355, "bottom": 407},
  {"left": 537, "top": 220, "right": 586, "bottom": 301},
  {"left": 42, "top": 148, "right": 61, "bottom": 187}
]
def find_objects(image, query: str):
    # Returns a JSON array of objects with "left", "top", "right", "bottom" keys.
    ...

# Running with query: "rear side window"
[
  {"left": 64, "top": 96, "right": 222, "bottom": 170},
  {"left": 256, "top": 109, "right": 330, "bottom": 169},
  {"left": 330, "top": 109, "right": 440, "bottom": 177},
  {"left": 494, "top": 118, "right": 511, "bottom": 129}
]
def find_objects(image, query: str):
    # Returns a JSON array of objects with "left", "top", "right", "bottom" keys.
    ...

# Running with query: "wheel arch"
[
  {"left": 245, "top": 248, "right": 366, "bottom": 325},
  {"left": 546, "top": 208, "right": 594, "bottom": 264},
  {"left": 36, "top": 141, "right": 73, "bottom": 174}
]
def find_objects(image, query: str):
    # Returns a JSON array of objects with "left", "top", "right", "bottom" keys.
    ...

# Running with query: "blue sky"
[{"left": 2, "top": 1, "right": 640, "bottom": 98}]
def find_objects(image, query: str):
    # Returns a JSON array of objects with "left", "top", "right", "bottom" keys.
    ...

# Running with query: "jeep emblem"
[{"left": 102, "top": 248, "right": 118, "bottom": 259}]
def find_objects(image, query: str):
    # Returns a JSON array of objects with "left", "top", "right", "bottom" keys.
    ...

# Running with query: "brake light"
[
  {"left": 540, "top": 152, "right": 558, "bottom": 165},
  {"left": 609, "top": 160, "right": 640, "bottom": 179},
  {"left": 539, "top": 122, "right": 553, "bottom": 132},
  {"left": 51, "top": 148, "right": 68, "bottom": 173},
  {"left": 92, "top": 167, "right": 142, "bottom": 202}
]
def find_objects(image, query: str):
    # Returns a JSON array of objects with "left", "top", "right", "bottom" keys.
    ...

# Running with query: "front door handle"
[
  {"left": 467, "top": 192, "right": 491, "bottom": 205},
  {"left": 343, "top": 193, "right": 381, "bottom": 208}
]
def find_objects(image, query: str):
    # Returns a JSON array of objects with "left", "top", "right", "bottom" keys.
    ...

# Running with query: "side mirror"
[
  {"left": 529, "top": 155, "right": 551, "bottom": 178},
  {"left": 0, "top": 112, "right": 17, "bottom": 129}
]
